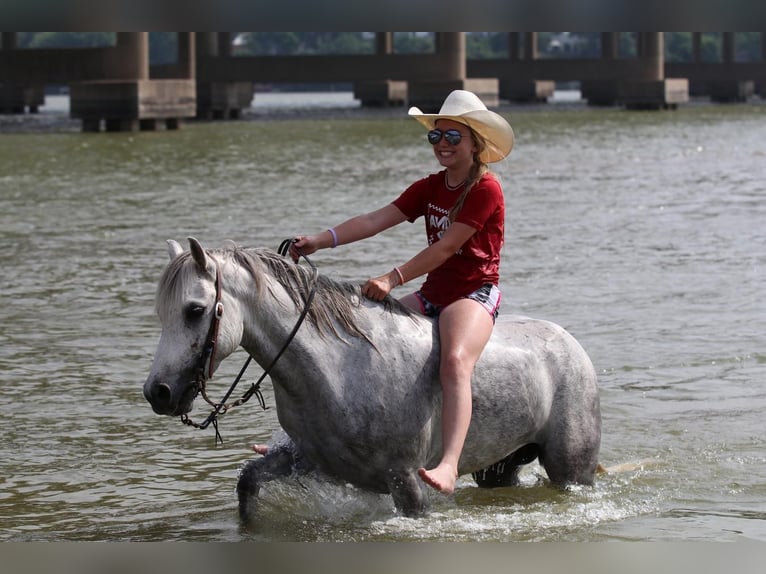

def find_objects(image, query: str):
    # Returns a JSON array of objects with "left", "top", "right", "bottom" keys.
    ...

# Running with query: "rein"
[{"left": 180, "top": 239, "right": 318, "bottom": 445}]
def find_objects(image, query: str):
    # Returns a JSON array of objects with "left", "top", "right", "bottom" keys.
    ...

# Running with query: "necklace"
[{"left": 444, "top": 174, "right": 466, "bottom": 191}]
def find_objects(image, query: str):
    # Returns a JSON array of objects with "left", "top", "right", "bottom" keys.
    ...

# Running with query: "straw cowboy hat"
[{"left": 408, "top": 89, "right": 514, "bottom": 163}]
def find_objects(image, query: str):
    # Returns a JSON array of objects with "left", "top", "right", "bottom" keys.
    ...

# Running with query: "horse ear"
[
  {"left": 166, "top": 239, "right": 184, "bottom": 260},
  {"left": 187, "top": 236, "right": 210, "bottom": 274}
]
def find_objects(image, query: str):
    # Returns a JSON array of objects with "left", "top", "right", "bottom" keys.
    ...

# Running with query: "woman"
[{"left": 278, "top": 90, "right": 514, "bottom": 495}]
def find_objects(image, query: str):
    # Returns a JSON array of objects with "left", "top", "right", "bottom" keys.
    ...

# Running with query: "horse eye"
[{"left": 184, "top": 304, "right": 206, "bottom": 321}]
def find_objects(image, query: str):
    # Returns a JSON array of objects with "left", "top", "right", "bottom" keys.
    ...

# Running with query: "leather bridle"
[{"left": 181, "top": 240, "right": 318, "bottom": 444}]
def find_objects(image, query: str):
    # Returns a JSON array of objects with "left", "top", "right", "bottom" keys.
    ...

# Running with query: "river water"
[{"left": 1, "top": 92, "right": 764, "bottom": 542}]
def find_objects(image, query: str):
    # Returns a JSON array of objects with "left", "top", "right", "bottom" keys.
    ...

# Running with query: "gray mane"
[{"left": 156, "top": 246, "right": 415, "bottom": 343}]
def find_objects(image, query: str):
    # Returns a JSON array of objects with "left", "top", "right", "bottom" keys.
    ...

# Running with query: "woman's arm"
[
  {"left": 362, "top": 221, "right": 477, "bottom": 301},
  {"left": 290, "top": 203, "right": 407, "bottom": 260}
]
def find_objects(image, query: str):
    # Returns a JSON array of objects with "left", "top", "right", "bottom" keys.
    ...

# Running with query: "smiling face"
[{"left": 431, "top": 119, "right": 477, "bottom": 174}]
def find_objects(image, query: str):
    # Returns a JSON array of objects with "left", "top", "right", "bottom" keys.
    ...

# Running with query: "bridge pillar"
[
  {"left": 70, "top": 32, "right": 196, "bottom": 132},
  {"left": 500, "top": 33, "right": 555, "bottom": 103},
  {"left": 687, "top": 32, "right": 708, "bottom": 95},
  {"left": 196, "top": 32, "right": 254, "bottom": 119},
  {"left": 0, "top": 32, "right": 44, "bottom": 114},
  {"left": 409, "top": 33, "right": 499, "bottom": 112},
  {"left": 760, "top": 32, "right": 766, "bottom": 96},
  {"left": 354, "top": 33, "right": 407, "bottom": 107},
  {"left": 621, "top": 32, "right": 688, "bottom": 109},
  {"left": 710, "top": 32, "right": 755, "bottom": 102},
  {"left": 581, "top": 33, "right": 623, "bottom": 106}
]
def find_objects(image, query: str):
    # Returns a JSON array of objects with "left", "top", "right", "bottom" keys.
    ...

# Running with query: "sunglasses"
[{"left": 427, "top": 128, "right": 464, "bottom": 146}]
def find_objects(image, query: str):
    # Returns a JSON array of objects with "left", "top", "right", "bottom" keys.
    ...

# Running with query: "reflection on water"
[{"left": 0, "top": 93, "right": 764, "bottom": 541}]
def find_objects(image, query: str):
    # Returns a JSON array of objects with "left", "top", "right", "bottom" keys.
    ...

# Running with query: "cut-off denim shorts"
[{"left": 414, "top": 283, "right": 501, "bottom": 323}]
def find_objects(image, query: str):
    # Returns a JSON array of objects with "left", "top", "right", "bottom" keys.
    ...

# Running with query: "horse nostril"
[
  {"left": 145, "top": 380, "right": 173, "bottom": 408},
  {"left": 154, "top": 383, "right": 172, "bottom": 405}
]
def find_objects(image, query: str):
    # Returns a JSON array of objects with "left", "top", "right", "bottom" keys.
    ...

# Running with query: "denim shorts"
[{"left": 414, "top": 283, "right": 501, "bottom": 323}]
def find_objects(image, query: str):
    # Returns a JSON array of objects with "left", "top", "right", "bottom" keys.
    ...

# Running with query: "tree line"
[{"left": 15, "top": 32, "right": 763, "bottom": 63}]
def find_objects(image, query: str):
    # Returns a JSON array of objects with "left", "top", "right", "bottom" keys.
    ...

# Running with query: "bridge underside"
[{"left": 1, "top": 33, "right": 764, "bottom": 131}]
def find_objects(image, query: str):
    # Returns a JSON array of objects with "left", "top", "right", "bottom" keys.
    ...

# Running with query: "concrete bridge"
[{"left": 1, "top": 32, "right": 764, "bottom": 131}]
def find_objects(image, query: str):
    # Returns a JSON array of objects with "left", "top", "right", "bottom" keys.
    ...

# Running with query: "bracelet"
[
  {"left": 328, "top": 228, "right": 338, "bottom": 248},
  {"left": 393, "top": 266, "right": 405, "bottom": 286}
]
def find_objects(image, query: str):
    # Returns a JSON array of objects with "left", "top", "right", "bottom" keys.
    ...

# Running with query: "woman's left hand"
[{"left": 361, "top": 271, "right": 399, "bottom": 301}]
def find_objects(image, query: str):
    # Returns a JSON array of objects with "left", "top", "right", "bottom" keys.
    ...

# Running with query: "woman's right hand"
[{"left": 289, "top": 234, "right": 321, "bottom": 262}]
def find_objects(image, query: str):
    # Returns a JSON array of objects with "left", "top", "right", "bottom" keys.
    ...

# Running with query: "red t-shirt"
[{"left": 392, "top": 170, "right": 505, "bottom": 306}]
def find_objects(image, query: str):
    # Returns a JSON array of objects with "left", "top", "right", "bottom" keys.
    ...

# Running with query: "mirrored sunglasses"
[{"left": 427, "top": 129, "right": 463, "bottom": 146}]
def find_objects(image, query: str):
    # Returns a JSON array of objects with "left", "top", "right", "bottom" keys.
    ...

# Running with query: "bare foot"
[
  {"left": 418, "top": 463, "right": 457, "bottom": 494},
  {"left": 252, "top": 444, "right": 269, "bottom": 455}
]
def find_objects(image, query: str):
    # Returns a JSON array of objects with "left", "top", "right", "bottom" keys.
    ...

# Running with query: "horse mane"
[{"left": 156, "top": 245, "right": 415, "bottom": 344}]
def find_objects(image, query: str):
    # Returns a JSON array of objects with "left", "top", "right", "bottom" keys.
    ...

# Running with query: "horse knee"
[
  {"left": 237, "top": 448, "right": 297, "bottom": 523},
  {"left": 237, "top": 460, "right": 263, "bottom": 523},
  {"left": 237, "top": 459, "right": 261, "bottom": 495}
]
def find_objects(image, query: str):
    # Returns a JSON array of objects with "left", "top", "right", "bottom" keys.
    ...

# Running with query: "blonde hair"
[{"left": 448, "top": 127, "right": 490, "bottom": 223}]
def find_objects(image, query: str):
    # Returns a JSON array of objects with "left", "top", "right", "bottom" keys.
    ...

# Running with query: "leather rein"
[{"left": 180, "top": 239, "right": 318, "bottom": 445}]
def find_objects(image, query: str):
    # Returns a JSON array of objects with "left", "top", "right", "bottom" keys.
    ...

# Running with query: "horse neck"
[
  {"left": 233, "top": 271, "right": 294, "bottom": 349},
  {"left": 227, "top": 251, "right": 429, "bottom": 390}
]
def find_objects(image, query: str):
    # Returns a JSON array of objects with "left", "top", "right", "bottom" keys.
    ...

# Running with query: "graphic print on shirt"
[
  {"left": 427, "top": 202, "right": 463, "bottom": 255},
  {"left": 426, "top": 203, "right": 449, "bottom": 245}
]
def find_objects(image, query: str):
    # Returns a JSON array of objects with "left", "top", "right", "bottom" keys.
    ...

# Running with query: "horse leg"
[
  {"left": 538, "top": 434, "right": 600, "bottom": 487},
  {"left": 237, "top": 442, "right": 309, "bottom": 524},
  {"left": 472, "top": 444, "right": 539, "bottom": 488},
  {"left": 385, "top": 469, "right": 429, "bottom": 517}
]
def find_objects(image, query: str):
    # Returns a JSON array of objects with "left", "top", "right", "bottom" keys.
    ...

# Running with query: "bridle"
[{"left": 180, "top": 239, "right": 318, "bottom": 444}]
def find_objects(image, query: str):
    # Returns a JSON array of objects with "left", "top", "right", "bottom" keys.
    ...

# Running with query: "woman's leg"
[{"left": 418, "top": 298, "right": 494, "bottom": 494}]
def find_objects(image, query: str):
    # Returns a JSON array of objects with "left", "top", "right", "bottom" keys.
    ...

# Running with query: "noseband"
[{"left": 181, "top": 240, "right": 318, "bottom": 444}]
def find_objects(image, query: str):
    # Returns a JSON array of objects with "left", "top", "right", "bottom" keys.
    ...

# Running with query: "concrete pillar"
[
  {"left": 72, "top": 32, "right": 194, "bottom": 131},
  {"left": 410, "top": 33, "right": 498, "bottom": 110},
  {"left": 712, "top": 32, "right": 753, "bottom": 101},
  {"left": 687, "top": 32, "right": 706, "bottom": 95},
  {"left": 218, "top": 33, "right": 232, "bottom": 58},
  {"left": 0, "top": 32, "right": 44, "bottom": 114},
  {"left": 508, "top": 33, "right": 520, "bottom": 61},
  {"left": 760, "top": 33, "right": 766, "bottom": 96},
  {"left": 354, "top": 33, "right": 404, "bottom": 106},
  {"left": 197, "top": 32, "right": 252, "bottom": 119},
  {"left": 177, "top": 32, "right": 195, "bottom": 79},
  {"left": 640, "top": 32, "right": 664, "bottom": 81},
  {"left": 692, "top": 32, "right": 702, "bottom": 62},
  {"left": 196, "top": 33, "right": 218, "bottom": 58},
  {"left": 622, "top": 32, "right": 687, "bottom": 109},
  {"left": 524, "top": 33, "right": 538, "bottom": 60},
  {"left": 436, "top": 32, "right": 465, "bottom": 79},
  {"left": 2, "top": 32, "right": 18, "bottom": 50},
  {"left": 116, "top": 32, "right": 149, "bottom": 80},
  {"left": 376, "top": 32, "right": 392, "bottom": 54},
  {"left": 501, "top": 32, "right": 552, "bottom": 103},
  {"left": 601, "top": 32, "right": 619, "bottom": 59},
  {"left": 722, "top": 32, "right": 735, "bottom": 63},
  {"left": 582, "top": 33, "right": 621, "bottom": 105}
]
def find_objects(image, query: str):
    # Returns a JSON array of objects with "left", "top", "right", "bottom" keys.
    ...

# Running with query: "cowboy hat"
[{"left": 408, "top": 89, "right": 514, "bottom": 163}]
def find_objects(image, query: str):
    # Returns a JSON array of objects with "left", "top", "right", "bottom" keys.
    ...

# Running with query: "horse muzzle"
[{"left": 143, "top": 377, "right": 196, "bottom": 416}]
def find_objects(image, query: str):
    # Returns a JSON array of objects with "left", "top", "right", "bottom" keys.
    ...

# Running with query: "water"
[{"left": 1, "top": 92, "right": 764, "bottom": 541}]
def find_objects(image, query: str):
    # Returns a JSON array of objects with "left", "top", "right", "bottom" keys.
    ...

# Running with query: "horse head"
[{"left": 143, "top": 237, "right": 244, "bottom": 416}]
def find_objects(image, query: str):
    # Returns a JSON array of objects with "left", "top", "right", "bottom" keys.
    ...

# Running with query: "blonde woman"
[{"left": 285, "top": 90, "right": 514, "bottom": 495}]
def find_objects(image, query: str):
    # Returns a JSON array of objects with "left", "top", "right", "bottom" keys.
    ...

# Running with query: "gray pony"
[{"left": 144, "top": 237, "right": 601, "bottom": 522}]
